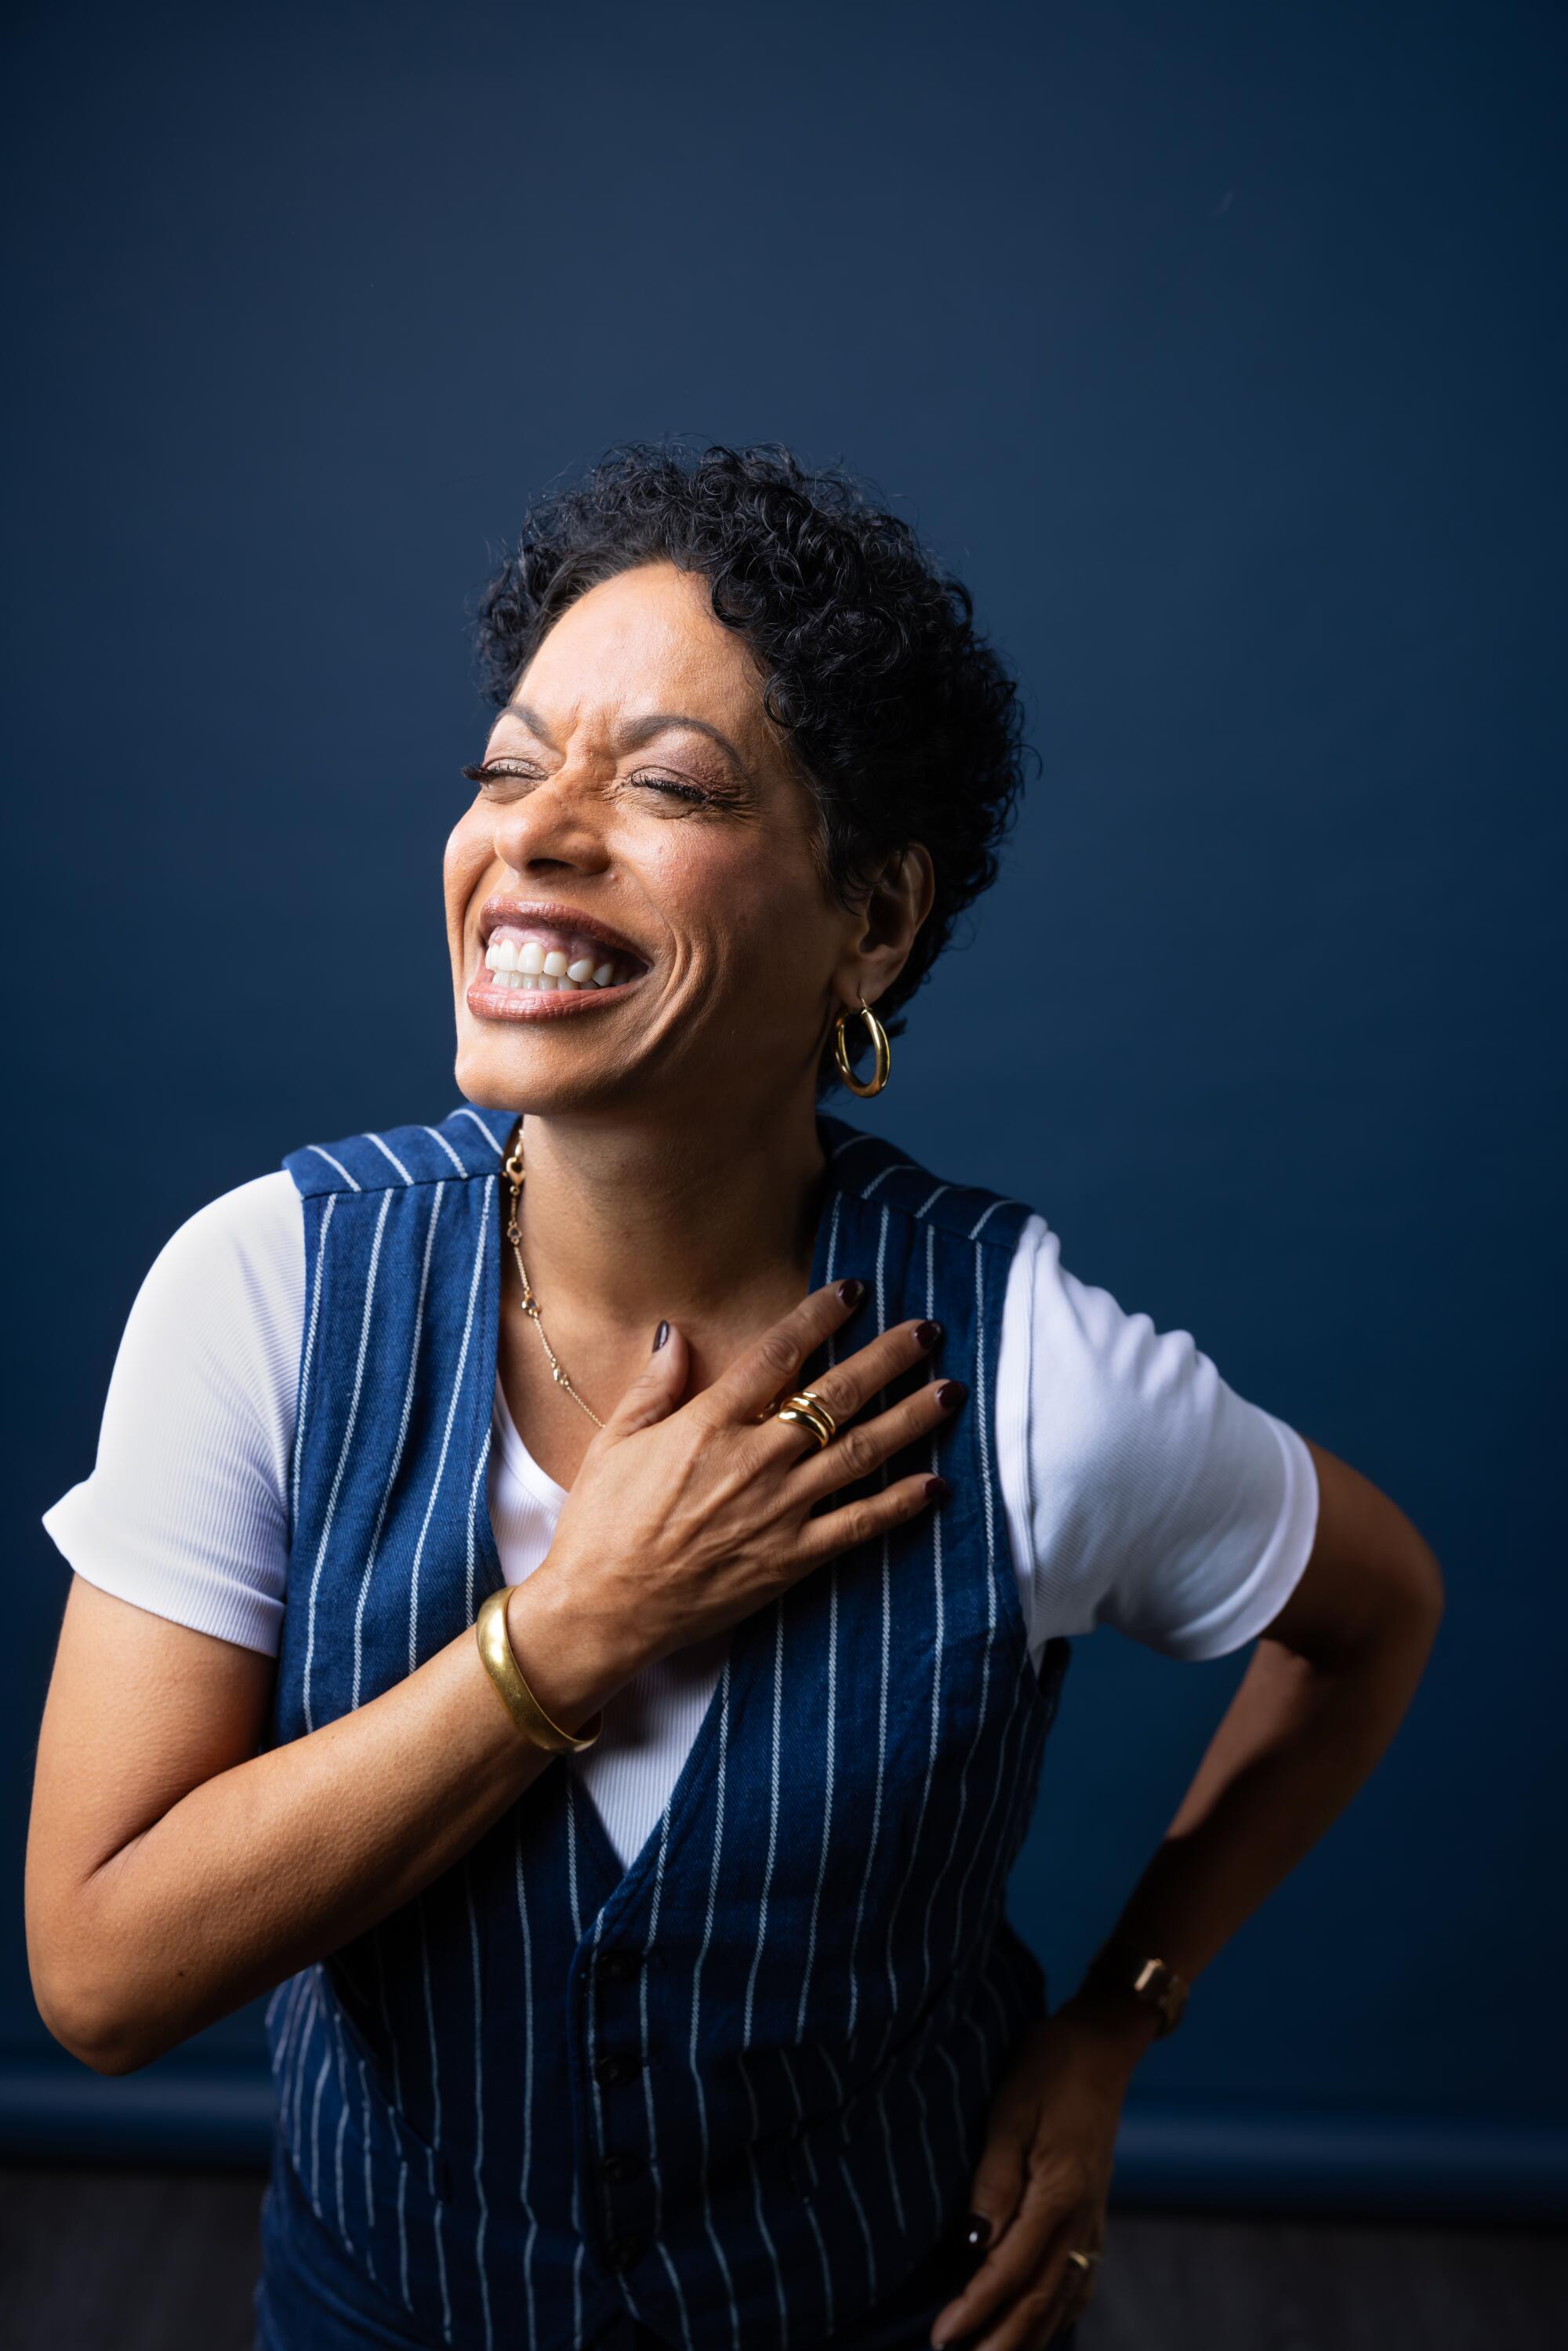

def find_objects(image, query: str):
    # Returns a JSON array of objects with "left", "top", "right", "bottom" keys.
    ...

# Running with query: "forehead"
[{"left": 504, "top": 561, "right": 766, "bottom": 746}]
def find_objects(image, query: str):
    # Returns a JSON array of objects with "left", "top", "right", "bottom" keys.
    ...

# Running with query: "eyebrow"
[{"left": 504, "top": 701, "right": 750, "bottom": 779}]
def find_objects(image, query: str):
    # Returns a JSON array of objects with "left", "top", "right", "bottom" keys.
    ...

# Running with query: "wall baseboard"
[{"left": 2, "top": 2060, "right": 1563, "bottom": 2221}]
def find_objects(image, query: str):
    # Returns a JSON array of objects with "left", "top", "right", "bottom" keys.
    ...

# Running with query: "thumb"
[
  {"left": 604, "top": 1319, "right": 690, "bottom": 1436},
  {"left": 963, "top": 2084, "right": 1032, "bottom": 2262}
]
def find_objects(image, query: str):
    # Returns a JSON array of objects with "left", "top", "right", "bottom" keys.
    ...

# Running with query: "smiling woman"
[{"left": 27, "top": 442, "right": 1443, "bottom": 2351}]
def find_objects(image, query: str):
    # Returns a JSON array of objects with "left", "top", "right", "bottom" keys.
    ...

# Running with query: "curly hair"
[{"left": 474, "top": 441, "right": 1030, "bottom": 1090}]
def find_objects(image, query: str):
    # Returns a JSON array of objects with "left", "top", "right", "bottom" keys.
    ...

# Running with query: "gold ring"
[
  {"left": 773, "top": 1388, "right": 837, "bottom": 1449},
  {"left": 1065, "top": 2251, "right": 1102, "bottom": 2273}
]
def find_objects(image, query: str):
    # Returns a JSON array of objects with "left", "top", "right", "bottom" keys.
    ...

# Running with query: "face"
[{"left": 445, "top": 560, "right": 913, "bottom": 1123}]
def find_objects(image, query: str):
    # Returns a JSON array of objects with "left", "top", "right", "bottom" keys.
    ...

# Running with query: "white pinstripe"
[
  {"left": 407, "top": 1184, "right": 492, "bottom": 1675},
  {"left": 352, "top": 1182, "right": 445, "bottom": 1711},
  {"left": 737, "top": 2053, "right": 789, "bottom": 2349},
  {"left": 689, "top": 1663, "right": 741, "bottom": 2351},
  {"left": 639, "top": 1810, "right": 698, "bottom": 2349},
  {"left": 860, "top": 1159, "right": 917, "bottom": 1199},
  {"left": 273, "top": 1971, "right": 310, "bottom": 2150},
  {"left": 465, "top": 1863, "right": 494, "bottom": 2351},
  {"left": 512, "top": 1824, "right": 541, "bottom": 2346},
  {"left": 365, "top": 1131, "right": 414, "bottom": 1183},
  {"left": 372, "top": 1929, "right": 415, "bottom": 2312},
  {"left": 290, "top": 1192, "right": 336, "bottom": 1535},
  {"left": 452, "top": 1105, "right": 504, "bottom": 1156},
  {"left": 418, "top": 1896, "right": 454, "bottom": 2343},
  {"left": 794, "top": 1193, "right": 843, "bottom": 2043},
  {"left": 308, "top": 1144, "right": 363, "bottom": 1191},
  {"left": 303, "top": 1188, "right": 393, "bottom": 1731},
  {"left": 913, "top": 1181, "right": 953, "bottom": 1221},
  {"left": 777, "top": 2052, "right": 836, "bottom": 2327},
  {"left": 967, "top": 1196, "right": 1022, "bottom": 1240},
  {"left": 354, "top": 2052, "right": 379, "bottom": 2279},
  {"left": 946, "top": 1245, "right": 1014, "bottom": 1961},
  {"left": 565, "top": 1793, "right": 586, "bottom": 2349},
  {"left": 286, "top": 1971, "right": 320, "bottom": 2171},
  {"left": 741, "top": 1607, "right": 785, "bottom": 2047},
  {"left": 423, "top": 1123, "right": 470, "bottom": 1175},
  {"left": 843, "top": 1208, "right": 893, "bottom": 2041},
  {"left": 321, "top": 1985, "right": 358, "bottom": 2253},
  {"left": 309, "top": 2044, "right": 332, "bottom": 2214}
]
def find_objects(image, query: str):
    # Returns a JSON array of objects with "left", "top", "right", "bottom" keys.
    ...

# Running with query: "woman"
[{"left": 27, "top": 444, "right": 1444, "bottom": 2351}]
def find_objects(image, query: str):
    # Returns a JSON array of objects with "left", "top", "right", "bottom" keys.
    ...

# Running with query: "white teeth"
[
  {"left": 517, "top": 940, "right": 545, "bottom": 974},
  {"left": 566, "top": 956, "right": 596, "bottom": 983},
  {"left": 542, "top": 949, "right": 568, "bottom": 977},
  {"left": 592, "top": 960, "right": 615, "bottom": 987},
  {"left": 485, "top": 939, "right": 519, "bottom": 972}
]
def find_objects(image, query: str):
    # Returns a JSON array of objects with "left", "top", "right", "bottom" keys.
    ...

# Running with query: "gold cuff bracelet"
[{"left": 474, "top": 1585, "right": 604, "bottom": 1755}]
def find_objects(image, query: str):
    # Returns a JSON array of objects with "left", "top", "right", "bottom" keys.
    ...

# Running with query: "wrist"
[
  {"left": 1054, "top": 1978, "right": 1164, "bottom": 2071},
  {"left": 502, "top": 1571, "right": 634, "bottom": 1732}
]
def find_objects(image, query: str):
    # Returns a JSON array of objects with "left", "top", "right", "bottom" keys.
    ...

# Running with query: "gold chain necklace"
[{"left": 502, "top": 1123, "right": 605, "bottom": 1429}]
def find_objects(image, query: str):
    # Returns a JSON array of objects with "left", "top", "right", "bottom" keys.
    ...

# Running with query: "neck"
[{"left": 508, "top": 1091, "right": 836, "bottom": 1337}]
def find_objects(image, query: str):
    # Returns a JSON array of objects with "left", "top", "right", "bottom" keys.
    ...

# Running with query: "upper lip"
[{"left": 474, "top": 897, "right": 651, "bottom": 971}]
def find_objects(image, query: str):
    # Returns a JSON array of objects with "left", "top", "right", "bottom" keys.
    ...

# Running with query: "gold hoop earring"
[{"left": 832, "top": 992, "right": 891, "bottom": 1097}]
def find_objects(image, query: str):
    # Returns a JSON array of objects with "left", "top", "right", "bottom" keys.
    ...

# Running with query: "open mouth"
[{"left": 466, "top": 917, "right": 649, "bottom": 1021}]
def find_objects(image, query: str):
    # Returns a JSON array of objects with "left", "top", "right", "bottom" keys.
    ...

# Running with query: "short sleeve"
[
  {"left": 40, "top": 1171, "right": 304, "bottom": 1656},
  {"left": 997, "top": 1215, "right": 1319, "bottom": 1660}
]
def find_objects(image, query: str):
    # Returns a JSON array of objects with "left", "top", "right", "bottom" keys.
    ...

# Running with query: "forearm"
[
  {"left": 1058, "top": 1589, "right": 1442, "bottom": 2057},
  {"left": 56, "top": 1577, "right": 621, "bottom": 2072}
]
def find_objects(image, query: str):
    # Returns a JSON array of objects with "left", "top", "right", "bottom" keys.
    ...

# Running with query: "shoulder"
[
  {"left": 140, "top": 1170, "right": 303, "bottom": 1315},
  {"left": 823, "top": 1118, "right": 1034, "bottom": 1251},
  {"left": 282, "top": 1101, "right": 513, "bottom": 1198}
]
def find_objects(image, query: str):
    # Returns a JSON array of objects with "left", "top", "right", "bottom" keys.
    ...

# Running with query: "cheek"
[{"left": 443, "top": 815, "right": 490, "bottom": 911}]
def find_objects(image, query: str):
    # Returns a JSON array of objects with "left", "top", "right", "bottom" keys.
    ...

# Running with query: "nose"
[{"left": 491, "top": 772, "right": 611, "bottom": 882}]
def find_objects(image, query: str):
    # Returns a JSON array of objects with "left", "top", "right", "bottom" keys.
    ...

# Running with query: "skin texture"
[{"left": 26, "top": 560, "right": 1444, "bottom": 2351}]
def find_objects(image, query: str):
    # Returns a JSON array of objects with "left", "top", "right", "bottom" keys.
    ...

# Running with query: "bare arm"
[
  {"left": 931, "top": 1434, "right": 1446, "bottom": 2351},
  {"left": 26, "top": 1279, "right": 959, "bottom": 2075},
  {"left": 24, "top": 1573, "right": 565, "bottom": 2075},
  {"left": 1056, "top": 1431, "right": 1446, "bottom": 2045}
]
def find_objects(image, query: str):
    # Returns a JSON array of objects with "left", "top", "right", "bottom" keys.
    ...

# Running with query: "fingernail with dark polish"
[
  {"left": 652, "top": 1319, "right": 670, "bottom": 1351},
  {"left": 936, "top": 1380, "right": 968, "bottom": 1412},
  {"left": 914, "top": 1319, "right": 942, "bottom": 1351},
  {"left": 964, "top": 2211, "right": 993, "bottom": 2254},
  {"left": 836, "top": 1277, "right": 866, "bottom": 1308},
  {"left": 925, "top": 1475, "right": 949, "bottom": 1503}
]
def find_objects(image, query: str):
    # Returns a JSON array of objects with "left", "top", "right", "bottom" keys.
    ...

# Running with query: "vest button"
[
  {"left": 597, "top": 1949, "right": 641, "bottom": 1983},
  {"left": 607, "top": 2233, "right": 647, "bottom": 2270},
  {"left": 599, "top": 2150, "right": 644, "bottom": 2185},
  {"left": 593, "top": 2052, "right": 639, "bottom": 2088}
]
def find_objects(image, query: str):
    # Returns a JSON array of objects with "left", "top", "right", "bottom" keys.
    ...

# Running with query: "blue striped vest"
[{"left": 263, "top": 1101, "right": 1072, "bottom": 2351}]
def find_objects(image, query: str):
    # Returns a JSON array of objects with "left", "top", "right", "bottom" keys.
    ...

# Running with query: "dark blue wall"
[{"left": 7, "top": 0, "right": 1564, "bottom": 2210}]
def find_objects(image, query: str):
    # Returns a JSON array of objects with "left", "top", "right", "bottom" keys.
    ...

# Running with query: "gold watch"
[{"left": 1083, "top": 1941, "right": 1189, "bottom": 2037}]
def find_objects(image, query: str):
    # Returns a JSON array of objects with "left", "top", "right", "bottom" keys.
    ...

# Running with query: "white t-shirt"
[{"left": 42, "top": 1172, "right": 1319, "bottom": 1867}]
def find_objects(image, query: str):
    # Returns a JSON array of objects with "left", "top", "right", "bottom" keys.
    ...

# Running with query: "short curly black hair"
[{"left": 474, "top": 441, "right": 1029, "bottom": 1090}]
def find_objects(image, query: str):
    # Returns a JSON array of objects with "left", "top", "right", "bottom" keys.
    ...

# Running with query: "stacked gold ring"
[{"left": 771, "top": 1387, "right": 838, "bottom": 1449}]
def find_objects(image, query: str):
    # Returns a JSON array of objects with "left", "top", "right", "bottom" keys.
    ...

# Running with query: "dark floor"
[{"left": 1, "top": 2164, "right": 1563, "bottom": 2349}]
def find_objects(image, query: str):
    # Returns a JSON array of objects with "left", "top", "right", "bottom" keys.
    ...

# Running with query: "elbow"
[
  {"left": 34, "top": 1981, "right": 159, "bottom": 2077},
  {"left": 27, "top": 1922, "right": 165, "bottom": 2077}
]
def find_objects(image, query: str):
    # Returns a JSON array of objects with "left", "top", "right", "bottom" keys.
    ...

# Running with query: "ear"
[{"left": 831, "top": 844, "right": 935, "bottom": 1013}]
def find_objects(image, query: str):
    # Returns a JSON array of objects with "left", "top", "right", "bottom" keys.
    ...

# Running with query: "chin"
[{"left": 452, "top": 1028, "right": 626, "bottom": 1117}]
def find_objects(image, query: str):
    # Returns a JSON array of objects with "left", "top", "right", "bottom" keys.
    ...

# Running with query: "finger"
[
  {"left": 929, "top": 2175, "right": 1078, "bottom": 2349},
  {"left": 753, "top": 1313, "right": 944, "bottom": 1449},
  {"left": 789, "top": 1468, "right": 949, "bottom": 1571},
  {"left": 972, "top": 2229, "right": 1098, "bottom": 2351},
  {"left": 789, "top": 1370, "right": 967, "bottom": 1500},
  {"left": 600, "top": 1319, "right": 691, "bottom": 1437},
  {"left": 704, "top": 1276, "right": 869, "bottom": 1424}
]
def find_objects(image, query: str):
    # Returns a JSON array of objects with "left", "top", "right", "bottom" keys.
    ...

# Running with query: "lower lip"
[{"left": 465, "top": 964, "right": 648, "bottom": 1022}]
